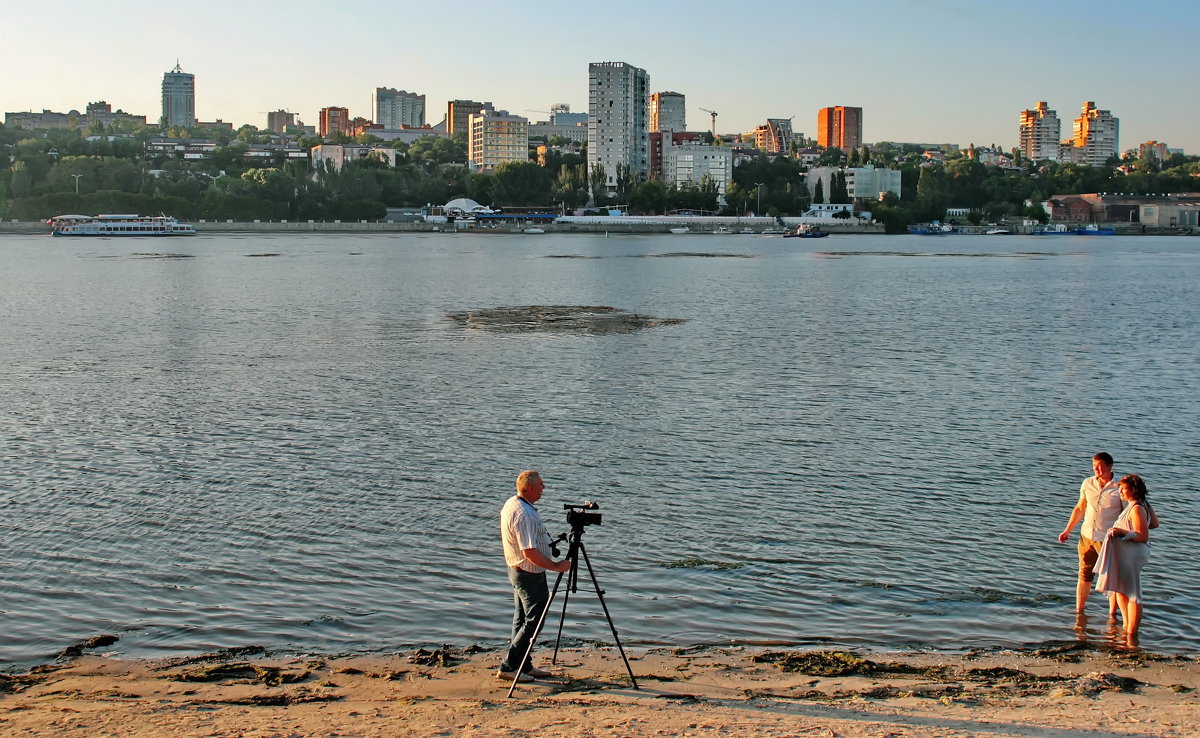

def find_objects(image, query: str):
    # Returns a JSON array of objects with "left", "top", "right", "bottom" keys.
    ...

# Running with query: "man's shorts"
[{"left": 1078, "top": 536, "right": 1103, "bottom": 582}]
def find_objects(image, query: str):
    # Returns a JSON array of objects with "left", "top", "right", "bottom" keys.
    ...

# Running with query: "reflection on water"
[{"left": 1, "top": 232, "right": 1197, "bottom": 667}]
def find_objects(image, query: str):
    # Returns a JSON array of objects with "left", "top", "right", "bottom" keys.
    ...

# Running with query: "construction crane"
[{"left": 699, "top": 108, "right": 718, "bottom": 136}]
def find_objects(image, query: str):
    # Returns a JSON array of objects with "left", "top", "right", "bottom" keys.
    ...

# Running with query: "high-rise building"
[
  {"left": 468, "top": 109, "right": 529, "bottom": 172},
  {"left": 266, "top": 110, "right": 296, "bottom": 133},
  {"left": 1139, "top": 140, "right": 1170, "bottom": 162},
  {"left": 816, "top": 106, "right": 862, "bottom": 150},
  {"left": 1019, "top": 102, "right": 1061, "bottom": 161},
  {"left": 161, "top": 62, "right": 195, "bottom": 128},
  {"left": 447, "top": 99, "right": 492, "bottom": 137},
  {"left": 588, "top": 61, "right": 650, "bottom": 190},
  {"left": 319, "top": 107, "right": 351, "bottom": 137},
  {"left": 1072, "top": 101, "right": 1119, "bottom": 166},
  {"left": 753, "top": 118, "right": 793, "bottom": 154},
  {"left": 650, "top": 91, "right": 685, "bottom": 132},
  {"left": 662, "top": 141, "right": 732, "bottom": 196},
  {"left": 374, "top": 87, "right": 426, "bottom": 128}
]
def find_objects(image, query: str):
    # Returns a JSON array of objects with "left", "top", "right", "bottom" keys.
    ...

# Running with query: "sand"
[{"left": 2, "top": 643, "right": 1197, "bottom": 737}]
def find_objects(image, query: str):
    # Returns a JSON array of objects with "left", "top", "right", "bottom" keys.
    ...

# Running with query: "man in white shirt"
[
  {"left": 497, "top": 470, "right": 571, "bottom": 680},
  {"left": 1059, "top": 452, "right": 1122, "bottom": 614}
]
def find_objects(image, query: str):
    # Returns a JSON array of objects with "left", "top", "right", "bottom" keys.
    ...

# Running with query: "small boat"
[
  {"left": 713, "top": 226, "right": 732, "bottom": 234},
  {"left": 909, "top": 222, "right": 957, "bottom": 235},
  {"left": 522, "top": 227, "right": 545, "bottom": 234},
  {"left": 782, "top": 225, "right": 829, "bottom": 239},
  {"left": 48, "top": 213, "right": 196, "bottom": 236},
  {"left": 985, "top": 228, "right": 1011, "bottom": 235},
  {"left": 1072, "top": 224, "right": 1116, "bottom": 235},
  {"left": 760, "top": 228, "right": 784, "bottom": 234},
  {"left": 669, "top": 227, "right": 690, "bottom": 234},
  {"left": 739, "top": 227, "right": 754, "bottom": 234},
  {"left": 1031, "top": 223, "right": 1072, "bottom": 235}
]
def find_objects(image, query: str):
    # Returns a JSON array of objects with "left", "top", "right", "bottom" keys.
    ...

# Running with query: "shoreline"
[
  {"left": 1, "top": 220, "right": 1195, "bottom": 236},
  {"left": 3, "top": 643, "right": 1196, "bottom": 736}
]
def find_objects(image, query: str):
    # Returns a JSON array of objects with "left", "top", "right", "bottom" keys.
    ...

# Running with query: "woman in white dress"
[{"left": 1097, "top": 474, "right": 1152, "bottom": 646}]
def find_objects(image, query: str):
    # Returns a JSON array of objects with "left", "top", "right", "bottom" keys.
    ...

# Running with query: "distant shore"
[
  {"left": 2, "top": 219, "right": 1194, "bottom": 236},
  {"left": 2, "top": 644, "right": 1196, "bottom": 736}
]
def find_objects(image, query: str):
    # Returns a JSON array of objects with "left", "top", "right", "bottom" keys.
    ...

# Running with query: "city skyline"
[{"left": 4, "top": 0, "right": 1198, "bottom": 154}]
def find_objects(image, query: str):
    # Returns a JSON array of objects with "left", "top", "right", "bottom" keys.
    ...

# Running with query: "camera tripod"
[{"left": 506, "top": 522, "right": 638, "bottom": 697}]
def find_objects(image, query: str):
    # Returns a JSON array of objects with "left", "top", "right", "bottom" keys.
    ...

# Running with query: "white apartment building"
[
  {"left": 650, "top": 91, "right": 685, "bottom": 132},
  {"left": 1019, "top": 102, "right": 1060, "bottom": 161},
  {"left": 374, "top": 87, "right": 426, "bottom": 129},
  {"left": 807, "top": 165, "right": 902, "bottom": 201},
  {"left": 588, "top": 61, "right": 650, "bottom": 190},
  {"left": 468, "top": 109, "right": 529, "bottom": 172},
  {"left": 662, "top": 143, "right": 732, "bottom": 196},
  {"left": 1072, "top": 101, "right": 1119, "bottom": 166},
  {"left": 311, "top": 144, "right": 398, "bottom": 172}
]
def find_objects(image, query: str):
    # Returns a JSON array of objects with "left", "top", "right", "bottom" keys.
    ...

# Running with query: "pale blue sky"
[{"left": 5, "top": 0, "right": 1197, "bottom": 153}]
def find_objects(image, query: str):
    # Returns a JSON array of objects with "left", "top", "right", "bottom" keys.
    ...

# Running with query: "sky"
[{"left": 4, "top": 0, "right": 1198, "bottom": 154}]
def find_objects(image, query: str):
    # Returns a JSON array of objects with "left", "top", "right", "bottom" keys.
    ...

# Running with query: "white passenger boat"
[{"left": 47, "top": 214, "right": 197, "bottom": 237}]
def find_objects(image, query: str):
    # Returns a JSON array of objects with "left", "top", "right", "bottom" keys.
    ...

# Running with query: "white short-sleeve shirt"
[
  {"left": 501, "top": 495, "right": 554, "bottom": 573},
  {"left": 1079, "top": 474, "right": 1123, "bottom": 541}
]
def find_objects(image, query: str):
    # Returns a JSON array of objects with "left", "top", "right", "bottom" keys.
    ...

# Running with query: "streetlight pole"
[{"left": 71, "top": 174, "right": 83, "bottom": 195}]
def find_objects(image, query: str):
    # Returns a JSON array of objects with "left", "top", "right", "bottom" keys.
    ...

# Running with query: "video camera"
[{"left": 565, "top": 501, "right": 602, "bottom": 529}]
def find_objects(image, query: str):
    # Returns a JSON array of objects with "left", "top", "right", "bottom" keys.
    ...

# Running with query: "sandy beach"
[{"left": 2, "top": 641, "right": 1196, "bottom": 737}]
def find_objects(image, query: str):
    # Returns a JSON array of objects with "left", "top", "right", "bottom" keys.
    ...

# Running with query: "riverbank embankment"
[{"left": 2, "top": 219, "right": 1196, "bottom": 236}]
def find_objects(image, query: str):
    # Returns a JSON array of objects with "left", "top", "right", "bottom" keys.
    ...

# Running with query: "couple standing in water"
[{"left": 1059, "top": 452, "right": 1159, "bottom": 646}]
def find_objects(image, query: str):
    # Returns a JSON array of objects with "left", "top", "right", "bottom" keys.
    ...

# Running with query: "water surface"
[{"left": 1, "top": 231, "right": 1197, "bottom": 667}]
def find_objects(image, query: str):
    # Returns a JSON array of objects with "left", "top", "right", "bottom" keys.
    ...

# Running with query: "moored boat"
[
  {"left": 1072, "top": 224, "right": 1116, "bottom": 235},
  {"left": 48, "top": 214, "right": 196, "bottom": 236},
  {"left": 782, "top": 224, "right": 829, "bottom": 238},
  {"left": 909, "top": 222, "right": 957, "bottom": 235},
  {"left": 669, "top": 226, "right": 690, "bottom": 234},
  {"left": 1031, "top": 223, "right": 1073, "bottom": 235}
]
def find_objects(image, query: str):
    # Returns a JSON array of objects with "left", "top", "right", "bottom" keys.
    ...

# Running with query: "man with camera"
[{"left": 497, "top": 470, "right": 571, "bottom": 680}]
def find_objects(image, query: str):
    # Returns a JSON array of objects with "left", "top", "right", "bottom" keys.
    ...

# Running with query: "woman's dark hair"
[{"left": 1118, "top": 474, "right": 1148, "bottom": 502}]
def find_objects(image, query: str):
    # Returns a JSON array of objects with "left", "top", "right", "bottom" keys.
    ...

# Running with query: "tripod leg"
[
  {"left": 577, "top": 542, "right": 639, "bottom": 689},
  {"left": 506, "top": 568, "right": 565, "bottom": 699},
  {"left": 552, "top": 571, "right": 573, "bottom": 664},
  {"left": 552, "top": 532, "right": 582, "bottom": 664}
]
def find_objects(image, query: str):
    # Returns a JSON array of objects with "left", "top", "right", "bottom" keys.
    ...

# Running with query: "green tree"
[
  {"left": 829, "top": 170, "right": 850, "bottom": 204},
  {"left": 10, "top": 161, "right": 33, "bottom": 197},
  {"left": 551, "top": 164, "right": 588, "bottom": 210},
  {"left": 588, "top": 163, "right": 609, "bottom": 207},
  {"left": 812, "top": 177, "right": 824, "bottom": 204},
  {"left": 817, "top": 147, "right": 845, "bottom": 166},
  {"left": 630, "top": 179, "right": 667, "bottom": 214},
  {"left": 869, "top": 192, "right": 913, "bottom": 234},
  {"left": 491, "top": 161, "right": 551, "bottom": 206},
  {"left": 915, "top": 165, "right": 950, "bottom": 221},
  {"left": 614, "top": 163, "right": 636, "bottom": 204}
]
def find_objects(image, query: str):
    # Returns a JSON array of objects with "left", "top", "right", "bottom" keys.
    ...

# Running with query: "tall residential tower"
[
  {"left": 374, "top": 88, "right": 426, "bottom": 128},
  {"left": 1072, "top": 101, "right": 1119, "bottom": 166},
  {"left": 161, "top": 62, "right": 195, "bottom": 128},
  {"left": 650, "top": 91, "right": 685, "bottom": 132},
  {"left": 817, "top": 106, "right": 862, "bottom": 150},
  {"left": 588, "top": 61, "right": 650, "bottom": 191},
  {"left": 1019, "top": 102, "right": 1061, "bottom": 161}
]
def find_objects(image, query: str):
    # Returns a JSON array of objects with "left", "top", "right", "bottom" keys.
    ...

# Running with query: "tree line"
[{"left": 2, "top": 123, "right": 1197, "bottom": 229}]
